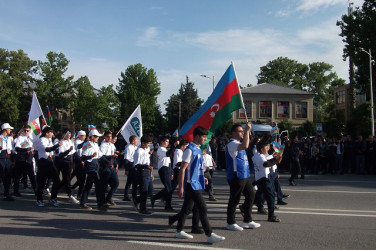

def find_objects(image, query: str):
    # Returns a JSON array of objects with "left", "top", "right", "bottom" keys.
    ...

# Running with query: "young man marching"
[
  {"left": 225, "top": 123, "right": 261, "bottom": 231},
  {"left": 174, "top": 126, "right": 225, "bottom": 244}
]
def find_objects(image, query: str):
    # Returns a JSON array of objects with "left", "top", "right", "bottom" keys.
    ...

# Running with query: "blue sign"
[{"left": 316, "top": 123, "right": 323, "bottom": 135}]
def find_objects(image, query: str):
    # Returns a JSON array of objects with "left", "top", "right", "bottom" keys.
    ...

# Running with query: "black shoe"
[
  {"left": 168, "top": 215, "right": 176, "bottom": 227},
  {"left": 123, "top": 196, "right": 131, "bottom": 201},
  {"left": 3, "top": 196, "right": 15, "bottom": 201},
  {"left": 191, "top": 227, "right": 204, "bottom": 234},
  {"left": 282, "top": 193, "right": 290, "bottom": 199},
  {"left": 97, "top": 204, "right": 109, "bottom": 211},
  {"left": 132, "top": 198, "right": 140, "bottom": 212},
  {"left": 150, "top": 196, "right": 156, "bottom": 208},
  {"left": 268, "top": 216, "right": 281, "bottom": 222},
  {"left": 300, "top": 176, "right": 305, "bottom": 179},
  {"left": 139, "top": 210, "right": 152, "bottom": 216},
  {"left": 164, "top": 206, "right": 174, "bottom": 212},
  {"left": 277, "top": 200, "right": 288, "bottom": 205},
  {"left": 14, "top": 192, "right": 22, "bottom": 197},
  {"left": 257, "top": 208, "right": 267, "bottom": 215},
  {"left": 274, "top": 205, "right": 280, "bottom": 210},
  {"left": 106, "top": 199, "right": 116, "bottom": 206},
  {"left": 239, "top": 204, "right": 245, "bottom": 218}
]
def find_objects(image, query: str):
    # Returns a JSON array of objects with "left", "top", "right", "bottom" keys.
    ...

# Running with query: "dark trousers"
[
  {"left": 171, "top": 167, "right": 180, "bottom": 192},
  {"left": 255, "top": 176, "right": 276, "bottom": 217},
  {"left": 170, "top": 205, "right": 200, "bottom": 230},
  {"left": 137, "top": 168, "right": 153, "bottom": 211},
  {"left": 289, "top": 159, "right": 301, "bottom": 182},
  {"left": 0, "top": 158, "right": 12, "bottom": 197},
  {"left": 205, "top": 169, "right": 214, "bottom": 197},
  {"left": 56, "top": 160, "right": 73, "bottom": 197},
  {"left": 176, "top": 184, "right": 212, "bottom": 236},
  {"left": 274, "top": 174, "right": 284, "bottom": 201},
  {"left": 153, "top": 166, "right": 173, "bottom": 208},
  {"left": 100, "top": 167, "right": 119, "bottom": 201},
  {"left": 36, "top": 158, "right": 60, "bottom": 201},
  {"left": 123, "top": 161, "right": 135, "bottom": 198},
  {"left": 71, "top": 162, "right": 86, "bottom": 198},
  {"left": 227, "top": 176, "right": 255, "bottom": 224},
  {"left": 13, "top": 161, "right": 37, "bottom": 194},
  {"left": 80, "top": 171, "right": 105, "bottom": 206}
]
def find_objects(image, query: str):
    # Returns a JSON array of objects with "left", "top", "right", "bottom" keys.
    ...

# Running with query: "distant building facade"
[
  {"left": 333, "top": 84, "right": 366, "bottom": 123},
  {"left": 233, "top": 83, "right": 315, "bottom": 128}
]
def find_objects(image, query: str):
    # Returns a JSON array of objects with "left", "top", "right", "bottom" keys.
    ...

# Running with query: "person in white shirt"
[
  {"left": 35, "top": 126, "right": 63, "bottom": 207},
  {"left": 133, "top": 135, "right": 153, "bottom": 215},
  {"left": 151, "top": 136, "right": 174, "bottom": 211},
  {"left": 202, "top": 147, "right": 216, "bottom": 201},
  {"left": 0, "top": 123, "right": 15, "bottom": 201},
  {"left": 252, "top": 136, "right": 282, "bottom": 222},
  {"left": 55, "top": 128, "right": 79, "bottom": 204},
  {"left": 14, "top": 125, "right": 37, "bottom": 197},
  {"left": 71, "top": 130, "right": 87, "bottom": 199},
  {"left": 123, "top": 135, "right": 138, "bottom": 201},
  {"left": 79, "top": 129, "right": 108, "bottom": 211},
  {"left": 99, "top": 131, "right": 119, "bottom": 206}
]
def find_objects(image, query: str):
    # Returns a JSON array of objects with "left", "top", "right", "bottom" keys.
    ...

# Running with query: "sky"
[{"left": 0, "top": 0, "right": 365, "bottom": 114}]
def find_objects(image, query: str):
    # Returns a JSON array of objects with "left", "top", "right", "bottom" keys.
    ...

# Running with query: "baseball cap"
[
  {"left": 1, "top": 123, "right": 14, "bottom": 130},
  {"left": 89, "top": 129, "right": 103, "bottom": 137},
  {"left": 77, "top": 130, "right": 86, "bottom": 136}
]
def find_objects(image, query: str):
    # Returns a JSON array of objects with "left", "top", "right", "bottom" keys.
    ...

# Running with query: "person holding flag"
[
  {"left": 225, "top": 123, "right": 261, "bottom": 231},
  {"left": 13, "top": 125, "right": 37, "bottom": 197},
  {"left": 0, "top": 123, "right": 15, "bottom": 201},
  {"left": 123, "top": 135, "right": 138, "bottom": 202}
]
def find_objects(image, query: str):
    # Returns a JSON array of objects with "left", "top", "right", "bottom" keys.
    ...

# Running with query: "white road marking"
[
  {"left": 282, "top": 189, "right": 376, "bottom": 194},
  {"left": 128, "top": 240, "right": 242, "bottom": 250}
]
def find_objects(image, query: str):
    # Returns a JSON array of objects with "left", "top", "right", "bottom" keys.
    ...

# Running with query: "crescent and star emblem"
[{"left": 210, "top": 104, "right": 220, "bottom": 118}]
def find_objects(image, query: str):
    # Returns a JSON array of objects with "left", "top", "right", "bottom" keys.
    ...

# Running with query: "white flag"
[
  {"left": 120, "top": 105, "right": 143, "bottom": 144},
  {"left": 28, "top": 91, "right": 44, "bottom": 125}
]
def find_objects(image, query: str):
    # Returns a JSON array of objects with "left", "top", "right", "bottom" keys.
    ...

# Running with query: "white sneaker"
[
  {"left": 69, "top": 195, "right": 79, "bottom": 204},
  {"left": 243, "top": 221, "right": 261, "bottom": 229},
  {"left": 43, "top": 188, "right": 51, "bottom": 198},
  {"left": 226, "top": 223, "right": 244, "bottom": 231},
  {"left": 50, "top": 198, "right": 59, "bottom": 207},
  {"left": 36, "top": 200, "right": 45, "bottom": 207},
  {"left": 207, "top": 233, "right": 225, "bottom": 243},
  {"left": 175, "top": 231, "right": 193, "bottom": 239}
]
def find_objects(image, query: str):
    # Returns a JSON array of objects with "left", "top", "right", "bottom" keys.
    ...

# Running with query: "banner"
[{"left": 119, "top": 105, "right": 143, "bottom": 144}]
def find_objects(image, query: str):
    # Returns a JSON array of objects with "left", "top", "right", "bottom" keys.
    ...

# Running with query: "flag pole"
[{"left": 231, "top": 61, "right": 249, "bottom": 123}]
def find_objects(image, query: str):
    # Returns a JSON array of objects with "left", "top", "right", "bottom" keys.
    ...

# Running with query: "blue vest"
[
  {"left": 187, "top": 143, "right": 205, "bottom": 190},
  {"left": 225, "top": 140, "right": 250, "bottom": 180}
]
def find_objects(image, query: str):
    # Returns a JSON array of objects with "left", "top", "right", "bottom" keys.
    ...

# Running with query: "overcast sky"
[{"left": 0, "top": 0, "right": 364, "bottom": 113}]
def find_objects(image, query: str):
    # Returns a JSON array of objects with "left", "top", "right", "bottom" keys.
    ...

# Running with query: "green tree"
[
  {"left": 256, "top": 57, "right": 308, "bottom": 89},
  {"left": 116, "top": 63, "right": 162, "bottom": 134},
  {"left": 346, "top": 102, "right": 371, "bottom": 137},
  {"left": 36, "top": 52, "right": 74, "bottom": 112},
  {"left": 95, "top": 84, "right": 120, "bottom": 130},
  {"left": 301, "top": 120, "right": 316, "bottom": 137},
  {"left": 337, "top": 0, "right": 376, "bottom": 99},
  {"left": 71, "top": 76, "right": 97, "bottom": 129},
  {"left": 164, "top": 78, "right": 203, "bottom": 132},
  {"left": 0, "top": 49, "right": 38, "bottom": 125},
  {"left": 278, "top": 118, "right": 293, "bottom": 134}
]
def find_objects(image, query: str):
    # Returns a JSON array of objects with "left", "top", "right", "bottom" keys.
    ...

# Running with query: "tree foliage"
[{"left": 116, "top": 63, "right": 162, "bottom": 134}]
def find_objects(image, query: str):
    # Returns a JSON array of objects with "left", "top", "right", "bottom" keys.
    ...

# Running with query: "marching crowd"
[{"left": 1, "top": 121, "right": 298, "bottom": 244}]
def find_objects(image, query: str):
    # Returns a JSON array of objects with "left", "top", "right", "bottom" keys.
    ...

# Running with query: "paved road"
[{"left": 1, "top": 170, "right": 375, "bottom": 250}]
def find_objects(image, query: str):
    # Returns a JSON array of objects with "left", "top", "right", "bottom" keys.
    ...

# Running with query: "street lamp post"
[
  {"left": 200, "top": 75, "right": 215, "bottom": 91},
  {"left": 361, "top": 48, "right": 375, "bottom": 136}
]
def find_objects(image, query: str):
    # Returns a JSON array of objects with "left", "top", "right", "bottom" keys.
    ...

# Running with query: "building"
[
  {"left": 233, "top": 83, "right": 315, "bottom": 127},
  {"left": 333, "top": 84, "right": 366, "bottom": 123}
]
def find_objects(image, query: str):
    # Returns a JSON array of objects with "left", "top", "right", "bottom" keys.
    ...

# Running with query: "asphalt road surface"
[{"left": 1, "top": 169, "right": 375, "bottom": 250}]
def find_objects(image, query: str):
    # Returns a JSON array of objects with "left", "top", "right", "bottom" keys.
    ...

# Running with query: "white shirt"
[
  {"left": 252, "top": 152, "right": 271, "bottom": 181},
  {"left": 133, "top": 147, "right": 150, "bottom": 166},
  {"left": 100, "top": 141, "right": 115, "bottom": 156},
  {"left": 38, "top": 137, "right": 54, "bottom": 160},
  {"left": 15, "top": 135, "right": 33, "bottom": 149},
  {"left": 82, "top": 141, "right": 102, "bottom": 162},
  {"left": 75, "top": 139, "right": 84, "bottom": 157},
  {"left": 203, "top": 154, "right": 214, "bottom": 169},
  {"left": 173, "top": 148, "right": 183, "bottom": 168},
  {"left": 124, "top": 144, "right": 137, "bottom": 162},
  {"left": 157, "top": 146, "right": 171, "bottom": 169},
  {"left": 226, "top": 139, "right": 241, "bottom": 172},
  {"left": 58, "top": 139, "right": 75, "bottom": 156},
  {"left": 0, "top": 135, "right": 12, "bottom": 153}
]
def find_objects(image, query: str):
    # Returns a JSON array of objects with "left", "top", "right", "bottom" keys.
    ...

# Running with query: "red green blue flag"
[
  {"left": 102, "top": 122, "right": 109, "bottom": 129},
  {"left": 20, "top": 140, "right": 30, "bottom": 148},
  {"left": 82, "top": 141, "right": 92, "bottom": 151},
  {"left": 270, "top": 126, "right": 279, "bottom": 135},
  {"left": 180, "top": 64, "right": 244, "bottom": 142},
  {"left": 273, "top": 141, "right": 285, "bottom": 154},
  {"left": 45, "top": 106, "right": 53, "bottom": 125},
  {"left": 172, "top": 129, "right": 179, "bottom": 138},
  {"left": 30, "top": 120, "right": 41, "bottom": 136},
  {"left": 88, "top": 125, "right": 96, "bottom": 131}
]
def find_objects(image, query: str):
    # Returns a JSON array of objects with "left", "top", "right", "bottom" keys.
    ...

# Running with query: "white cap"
[
  {"left": 77, "top": 130, "right": 86, "bottom": 136},
  {"left": 89, "top": 129, "right": 102, "bottom": 137},
  {"left": 1, "top": 123, "right": 14, "bottom": 130}
]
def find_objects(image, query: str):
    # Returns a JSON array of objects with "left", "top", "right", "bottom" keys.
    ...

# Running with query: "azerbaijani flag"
[
  {"left": 20, "top": 140, "right": 30, "bottom": 148},
  {"left": 45, "top": 106, "right": 53, "bottom": 125},
  {"left": 88, "top": 125, "right": 96, "bottom": 131},
  {"left": 270, "top": 126, "right": 279, "bottom": 135},
  {"left": 180, "top": 64, "right": 244, "bottom": 142},
  {"left": 102, "top": 122, "right": 108, "bottom": 129},
  {"left": 273, "top": 141, "right": 285, "bottom": 154},
  {"left": 172, "top": 129, "right": 179, "bottom": 138},
  {"left": 30, "top": 120, "right": 41, "bottom": 136},
  {"left": 82, "top": 141, "right": 92, "bottom": 151}
]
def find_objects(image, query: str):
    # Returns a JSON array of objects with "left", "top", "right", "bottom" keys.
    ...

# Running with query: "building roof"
[{"left": 241, "top": 82, "right": 314, "bottom": 95}]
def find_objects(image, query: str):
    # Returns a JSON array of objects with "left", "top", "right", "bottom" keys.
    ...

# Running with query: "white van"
[{"left": 250, "top": 123, "right": 272, "bottom": 137}]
